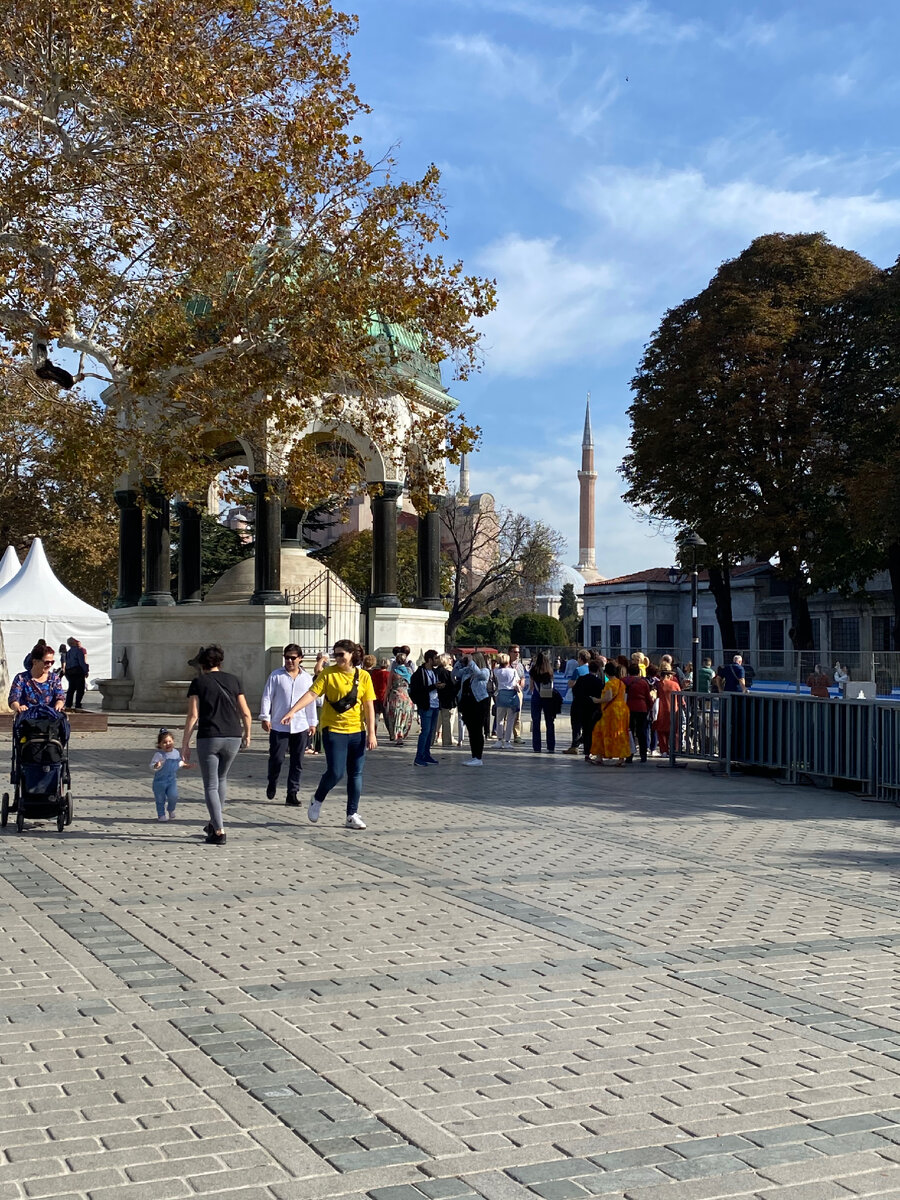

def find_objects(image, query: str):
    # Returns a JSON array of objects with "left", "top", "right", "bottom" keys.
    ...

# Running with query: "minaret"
[
  {"left": 575, "top": 394, "right": 600, "bottom": 581},
  {"left": 459, "top": 452, "right": 470, "bottom": 501}
]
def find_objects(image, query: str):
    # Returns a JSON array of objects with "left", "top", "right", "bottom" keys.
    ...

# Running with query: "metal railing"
[{"left": 670, "top": 691, "right": 900, "bottom": 797}]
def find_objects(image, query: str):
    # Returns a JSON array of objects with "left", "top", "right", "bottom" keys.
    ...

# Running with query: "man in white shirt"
[{"left": 259, "top": 644, "right": 318, "bottom": 805}]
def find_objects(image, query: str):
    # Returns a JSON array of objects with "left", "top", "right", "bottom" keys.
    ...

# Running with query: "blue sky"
[{"left": 349, "top": 0, "right": 900, "bottom": 577}]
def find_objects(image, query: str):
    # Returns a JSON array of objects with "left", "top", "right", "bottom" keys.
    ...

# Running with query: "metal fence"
[
  {"left": 671, "top": 691, "right": 900, "bottom": 798},
  {"left": 284, "top": 571, "right": 361, "bottom": 658}
]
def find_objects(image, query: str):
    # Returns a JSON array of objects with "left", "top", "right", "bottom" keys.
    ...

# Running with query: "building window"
[
  {"left": 701, "top": 624, "right": 715, "bottom": 654},
  {"left": 830, "top": 617, "right": 860, "bottom": 652},
  {"left": 809, "top": 618, "right": 820, "bottom": 650},
  {"left": 873, "top": 615, "right": 893, "bottom": 651},
  {"left": 590, "top": 625, "right": 602, "bottom": 648},
  {"left": 732, "top": 621, "right": 750, "bottom": 654},
  {"left": 609, "top": 625, "right": 622, "bottom": 652},
  {"left": 629, "top": 624, "right": 642, "bottom": 654},
  {"left": 758, "top": 619, "right": 784, "bottom": 668},
  {"left": 655, "top": 624, "right": 674, "bottom": 654}
]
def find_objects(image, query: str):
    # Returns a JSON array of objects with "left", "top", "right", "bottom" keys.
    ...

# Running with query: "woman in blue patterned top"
[{"left": 9, "top": 641, "right": 66, "bottom": 713}]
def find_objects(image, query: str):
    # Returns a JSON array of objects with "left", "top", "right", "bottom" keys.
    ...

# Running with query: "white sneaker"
[
  {"left": 308, "top": 799, "right": 322, "bottom": 824},
  {"left": 157, "top": 813, "right": 168, "bottom": 821},
  {"left": 464, "top": 758, "right": 483, "bottom": 767},
  {"left": 346, "top": 813, "right": 366, "bottom": 830}
]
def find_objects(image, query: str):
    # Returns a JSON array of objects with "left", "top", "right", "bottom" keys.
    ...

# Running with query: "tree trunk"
[
  {"left": 786, "top": 575, "right": 815, "bottom": 650},
  {"left": 887, "top": 542, "right": 900, "bottom": 651},
  {"left": 707, "top": 562, "right": 736, "bottom": 656}
]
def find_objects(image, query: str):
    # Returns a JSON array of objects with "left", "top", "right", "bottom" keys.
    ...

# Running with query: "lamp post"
[{"left": 680, "top": 531, "right": 707, "bottom": 686}]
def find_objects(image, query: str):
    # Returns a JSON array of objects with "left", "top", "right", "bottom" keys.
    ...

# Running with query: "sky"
[{"left": 348, "top": 0, "right": 900, "bottom": 578}]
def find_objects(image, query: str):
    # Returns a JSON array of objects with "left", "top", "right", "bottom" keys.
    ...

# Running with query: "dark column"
[
  {"left": 370, "top": 481, "right": 403, "bottom": 608},
  {"left": 176, "top": 501, "right": 203, "bottom": 604},
  {"left": 140, "top": 484, "right": 175, "bottom": 606},
  {"left": 416, "top": 495, "right": 444, "bottom": 610},
  {"left": 114, "top": 488, "right": 143, "bottom": 608},
  {"left": 250, "top": 474, "right": 287, "bottom": 605}
]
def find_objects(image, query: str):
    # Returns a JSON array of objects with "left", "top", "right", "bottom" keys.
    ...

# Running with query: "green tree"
[
  {"left": 558, "top": 581, "right": 580, "bottom": 643},
  {"left": 315, "top": 528, "right": 452, "bottom": 607},
  {"left": 454, "top": 611, "right": 512, "bottom": 649},
  {"left": 0, "top": 365, "right": 118, "bottom": 603},
  {"left": 622, "top": 233, "right": 877, "bottom": 652},
  {"left": 0, "top": 0, "right": 495, "bottom": 502},
  {"left": 440, "top": 489, "right": 565, "bottom": 645},
  {"left": 170, "top": 511, "right": 253, "bottom": 599},
  {"left": 510, "top": 613, "right": 568, "bottom": 647}
]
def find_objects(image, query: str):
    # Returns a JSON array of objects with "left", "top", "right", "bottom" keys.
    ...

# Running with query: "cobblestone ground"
[{"left": 1, "top": 718, "right": 900, "bottom": 1200}]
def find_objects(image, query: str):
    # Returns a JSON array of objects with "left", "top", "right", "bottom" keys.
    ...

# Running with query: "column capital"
[
  {"left": 248, "top": 473, "right": 286, "bottom": 497},
  {"left": 114, "top": 488, "right": 141, "bottom": 510},
  {"left": 374, "top": 481, "right": 404, "bottom": 502}
]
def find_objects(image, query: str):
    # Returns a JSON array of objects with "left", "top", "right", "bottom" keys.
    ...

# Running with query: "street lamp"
[
  {"left": 667, "top": 565, "right": 681, "bottom": 587},
  {"left": 679, "top": 530, "right": 707, "bottom": 685}
]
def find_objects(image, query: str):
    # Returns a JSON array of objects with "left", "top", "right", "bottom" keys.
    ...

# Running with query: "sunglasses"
[
  {"left": 333, "top": 650, "right": 349, "bottom": 657},
  {"left": 42, "top": 658, "right": 55, "bottom": 664},
  {"left": 284, "top": 655, "right": 299, "bottom": 661}
]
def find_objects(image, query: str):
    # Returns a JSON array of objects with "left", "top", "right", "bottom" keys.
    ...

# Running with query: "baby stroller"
[{"left": 2, "top": 705, "right": 73, "bottom": 833}]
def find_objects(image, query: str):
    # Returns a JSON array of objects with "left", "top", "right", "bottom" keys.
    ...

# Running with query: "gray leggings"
[{"left": 196, "top": 737, "right": 241, "bottom": 830}]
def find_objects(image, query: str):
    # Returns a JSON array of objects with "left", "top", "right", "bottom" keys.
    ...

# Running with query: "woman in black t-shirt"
[{"left": 182, "top": 645, "right": 252, "bottom": 845}]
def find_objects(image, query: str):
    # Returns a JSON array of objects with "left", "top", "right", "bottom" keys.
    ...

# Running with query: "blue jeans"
[
  {"left": 315, "top": 729, "right": 367, "bottom": 816},
  {"left": 530, "top": 694, "right": 556, "bottom": 753},
  {"left": 415, "top": 707, "right": 440, "bottom": 763},
  {"left": 152, "top": 776, "right": 178, "bottom": 817}
]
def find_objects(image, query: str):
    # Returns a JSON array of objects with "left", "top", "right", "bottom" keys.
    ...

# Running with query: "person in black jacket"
[
  {"left": 409, "top": 650, "right": 445, "bottom": 766},
  {"left": 433, "top": 653, "right": 458, "bottom": 750},
  {"left": 572, "top": 660, "right": 606, "bottom": 760}
]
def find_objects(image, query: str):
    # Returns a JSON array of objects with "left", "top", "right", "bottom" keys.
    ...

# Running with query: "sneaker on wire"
[
  {"left": 346, "top": 813, "right": 366, "bottom": 830},
  {"left": 308, "top": 799, "right": 323, "bottom": 824}
]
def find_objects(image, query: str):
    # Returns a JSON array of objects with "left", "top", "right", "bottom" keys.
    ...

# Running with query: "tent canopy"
[
  {"left": 0, "top": 538, "right": 112, "bottom": 683},
  {"left": 0, "top": 546, "right": 20, "bottom": 589}
]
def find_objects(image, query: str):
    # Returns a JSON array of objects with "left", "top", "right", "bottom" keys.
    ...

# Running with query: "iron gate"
[{"left": 284, "top": 572, "right": 361, "bottom": 657}]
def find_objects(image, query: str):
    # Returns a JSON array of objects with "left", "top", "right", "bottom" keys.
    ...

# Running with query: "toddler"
[{"left": 150, "top": 728, "right": 192, "bottom": 820}]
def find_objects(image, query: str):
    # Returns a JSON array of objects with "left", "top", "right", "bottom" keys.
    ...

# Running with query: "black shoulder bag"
[{"left": 328, "top": 669, "right": 360, "bottom": 714}]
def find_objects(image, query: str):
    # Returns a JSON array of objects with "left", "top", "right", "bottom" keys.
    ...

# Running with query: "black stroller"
[{"left": 2, "top": 705, "right": 73, "bottom": 833}]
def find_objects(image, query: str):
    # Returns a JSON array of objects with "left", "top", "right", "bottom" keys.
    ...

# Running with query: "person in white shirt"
[
  {"left": 508, "top": 644, "right": 527, "bottom": 743},
  {"left": 259, "top": 644, "right": 318, "bottom": 806}
]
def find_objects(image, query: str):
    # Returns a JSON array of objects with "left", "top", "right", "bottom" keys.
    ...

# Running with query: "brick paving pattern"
[{"left": 1, "top": 719, "right": 899, "bottom": 1198}]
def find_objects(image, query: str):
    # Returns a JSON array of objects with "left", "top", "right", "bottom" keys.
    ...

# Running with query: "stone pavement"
[{"left": 1, "top": 721, "right": 900, "bottom": 1200}]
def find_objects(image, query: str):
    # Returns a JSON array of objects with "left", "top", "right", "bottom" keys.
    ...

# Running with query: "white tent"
[
  {"left": 0, "top": 538, "right": 112, "bottom": 684},
  {"left": 0, "top": 545, "right": 20, "bottom": 588}
]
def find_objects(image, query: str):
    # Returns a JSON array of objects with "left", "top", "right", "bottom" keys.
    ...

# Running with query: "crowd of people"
[{"left": 7, "top": 635, "right": 858, "bottom": 845}]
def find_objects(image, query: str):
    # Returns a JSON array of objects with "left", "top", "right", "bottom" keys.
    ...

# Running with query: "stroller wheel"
[
  {"left": 56, "top": 811, "right": 66, "bottom": 833},
  {"left": 1, "top": 793, "right": 8, "bottom": 827},
  {"left": 16, "top": 805, "right": 25, "bottom": 833},
  {"left": 65, "top": 792, "right": 73, "bottom": 825}
]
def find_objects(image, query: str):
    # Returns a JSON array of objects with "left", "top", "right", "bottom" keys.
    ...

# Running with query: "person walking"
[
  {"left": 181, "top": 645, "right": 253, "bottom": 846},
  {"left": 280, "top": 640, "right": 376, "bottom": 829},
  {"left": 528, "top": 651, "right": 559, "bottom": 753},
  {"left": 259, "top": 644, "right": 317, "bottom": 806},
  {"left": 696, "top": 657, "right": 715, "bottom": 694},
  {"left": 8, "top": 642, "right": 66, "bottom": 712},
  {"left": 491, "top": 652, "right": 522, "bottom": 748},
  {"left": 453, "top": 652, "right": 490, "bottom": 766},
  {"left": 150, "top": 727, "right": 193, "bottom": 821},
  {"left": 64, "top": 637, "right": 89, "bottom": 710},
  {"left": 384, "top": 646, "right": 414, "bottom": 744},
  {"left": 722, "top": 655, "right": 747, "bottom": 693},
  {"left": 410, "top": 650, "right": 444, "bottom": 766},
  {"left": 369, "top": 656, "right": 391, "bottom": 733}
]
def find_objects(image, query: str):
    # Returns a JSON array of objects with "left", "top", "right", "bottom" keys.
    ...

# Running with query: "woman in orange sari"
[
  {"left": 655, "top": 668, "right": 681, "bottom": 755},
  {"left": 591, "top": 662, "right": 631, "bottom": 765}
]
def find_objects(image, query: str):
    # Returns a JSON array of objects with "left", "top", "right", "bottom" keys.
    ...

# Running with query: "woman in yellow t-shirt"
[{"left": 281, "top": 639, "right": 376, "bottom": 829}]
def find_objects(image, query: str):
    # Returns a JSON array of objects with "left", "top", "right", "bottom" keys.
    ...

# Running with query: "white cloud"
[
  {"left": 441, "top": 0, "right": 701, "bottom": 42},
  {"left": 475, "top": 235, "right": 651, "bottom": 375}
]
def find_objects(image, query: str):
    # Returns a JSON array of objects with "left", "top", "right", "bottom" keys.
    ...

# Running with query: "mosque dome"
[{"left": 537, "top": 564, "right": 587, "bottom": 600}]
